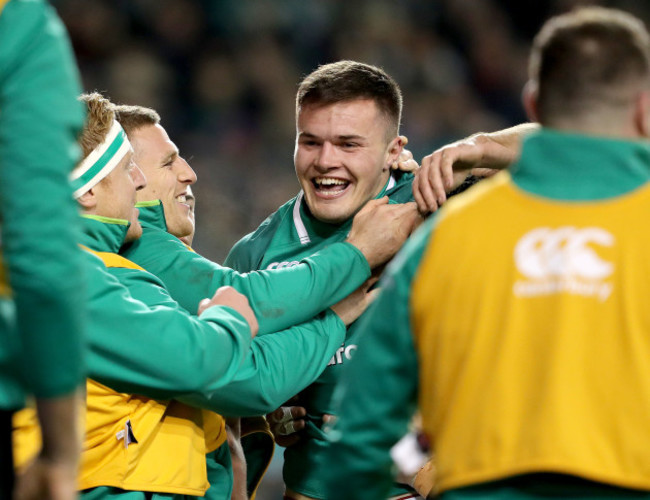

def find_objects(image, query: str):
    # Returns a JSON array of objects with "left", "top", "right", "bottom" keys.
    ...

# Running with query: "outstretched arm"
[{"left": 413, "top": 123, "right": 540, "bottom": 213}]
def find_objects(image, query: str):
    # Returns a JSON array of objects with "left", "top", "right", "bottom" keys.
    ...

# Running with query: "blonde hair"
[{"left": 78, "top": 92, "right": 115, "bottom": 159}]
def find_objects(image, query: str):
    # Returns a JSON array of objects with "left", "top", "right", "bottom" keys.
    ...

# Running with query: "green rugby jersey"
[{"left": 225, "top": 171, "right": 416, "bottom": 499}]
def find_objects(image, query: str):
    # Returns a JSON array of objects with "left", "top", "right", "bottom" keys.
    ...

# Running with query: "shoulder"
[
  {"left": 225, "top": 195, "right": 298, "bottom": 270},
  {"left": 387, "top": 172, "right": 415, "bottom": 204},
  {"left": 436, "top": 171, "right": 510, "bottom": 225}
]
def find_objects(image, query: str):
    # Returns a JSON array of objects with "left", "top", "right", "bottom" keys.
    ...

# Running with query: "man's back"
[{"left": 326, "top": 128, "right": 650, "bottom": 499}]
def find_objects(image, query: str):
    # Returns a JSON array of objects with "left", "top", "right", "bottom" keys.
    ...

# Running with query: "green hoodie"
[{"left": 0, "top": 0, "right": 85, "bottom": 409}]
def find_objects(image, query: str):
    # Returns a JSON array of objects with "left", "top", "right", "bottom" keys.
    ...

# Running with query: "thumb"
[{"left": 197, "top": 298, "right": 211, "bottom": 315}]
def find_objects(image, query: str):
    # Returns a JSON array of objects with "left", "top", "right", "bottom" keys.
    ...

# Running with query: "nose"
[
  {"left": 315, "top": 141, "right": 340, "bottom": 171},
  {"left": 132, "top": 165, "right": 147, "bottom": 191},
  {"left": 178, "top": 157, "right": 197, "bottom": 185}
]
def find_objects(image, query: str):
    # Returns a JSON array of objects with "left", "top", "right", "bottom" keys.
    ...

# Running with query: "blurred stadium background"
[{"left": 51, "top": 0, "right": 649, "bottom": 497}]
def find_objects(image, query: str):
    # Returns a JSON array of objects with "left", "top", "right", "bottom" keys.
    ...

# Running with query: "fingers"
[
  {"left": 415, "top": 154, "right": 443, "bottom": 214},
  {"left": 392, "top": 147, "right": 419, "bottom": 172},
  {"left": 365, "top": 288, "right": 380, "bottom": 306},
  {"left": 268, "top": 406, "right": 306, "bottom": 437}
]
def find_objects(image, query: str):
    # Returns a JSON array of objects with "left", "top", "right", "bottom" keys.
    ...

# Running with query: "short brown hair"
[
  {"left": 296, "top": 61, "right": 403, "bottom": 137},
  {"left": 113, "top": 104, "right": 160, "bottom": 137},
  {"left": 530, "top": 7, "right": 650, "bottom": 123},
  {"left": 78, "top": 92, "right": 114, "bottom": 158}
]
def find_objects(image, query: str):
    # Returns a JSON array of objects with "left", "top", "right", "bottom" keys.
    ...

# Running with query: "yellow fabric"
[
  {"left": 0, "top": 251, "right": 12, "bottom": 297},
  {"left": 411, "top": 173, "right": 650, "bottom": 494},
  {"left": 0, "top": 0, "right": 9, "bottom": 15},
  {"left": 203, "top": 410, "right": 227, "bottom": 453},
  {"left": 13, "top": 247, "right": 228, "bottom": 495},
  {"left": 81, "top": 245, "right": 146, "bottom": 271},
  {"left": 85, "top": 245, "right": 228, "bottom": 453}
]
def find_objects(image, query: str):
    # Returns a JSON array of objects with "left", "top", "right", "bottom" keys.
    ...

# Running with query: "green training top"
[
  {"left": 79, "top": 215, "right": 252, "bottom": 400},
  {"left": 0, "top": 0, "right": 85, "bottom": 409}
]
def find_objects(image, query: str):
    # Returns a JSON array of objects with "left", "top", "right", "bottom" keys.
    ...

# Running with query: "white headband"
[{"left": 70, "top": 120, "right": 131, "bottom": 198}]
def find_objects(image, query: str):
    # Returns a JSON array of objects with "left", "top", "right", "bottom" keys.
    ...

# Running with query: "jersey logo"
[
  {"left": 513, "top": 226, "right": 614, "bottom": 301},
  {"left": 266, "top": 260, "right": 300, "bottom": 270},
  {"left": 327, "top": 343, "right": 357, "bottom": 366}
]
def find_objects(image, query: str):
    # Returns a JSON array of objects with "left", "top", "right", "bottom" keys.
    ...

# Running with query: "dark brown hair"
[
  {"left": 296, "top": 60, "right": 402, "bottom": 137},
  {"left": 530, "top": 7, "right": 650, "bottom": 123},
  {"left": 113, "top": 104, "right": 161, "bottom": 136}
]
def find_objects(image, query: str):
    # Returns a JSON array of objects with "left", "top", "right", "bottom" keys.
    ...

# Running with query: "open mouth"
[
  {"left": 176, "top": 193, "right": 189, "bottom": 207},
  {"left": 312, "top": 177, "right": 350, "bottom": 198}
]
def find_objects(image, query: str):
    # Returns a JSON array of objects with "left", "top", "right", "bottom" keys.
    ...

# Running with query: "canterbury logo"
[{"left": 513, "top": 226, "right": 614, "bottom": 301}]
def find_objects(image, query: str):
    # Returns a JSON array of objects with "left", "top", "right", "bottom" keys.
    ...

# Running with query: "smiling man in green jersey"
[{"left": 224, "top": 60, "right": 421, "bottom": 500}]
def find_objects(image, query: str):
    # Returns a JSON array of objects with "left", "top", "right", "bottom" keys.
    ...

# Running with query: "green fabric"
[
  {"left": 121, "top": 201, "right": 353, "bottom": 417},
  {"left": 178, "top": 309, "right": 346, "bottom": 417},
  {"left": 225, "top": 172, "right": 415, "bottom": 499},
  {"left": 323, "top": 213, "right": 429, "bottom": 500},
  {"left": 78, "top": 216, "right": 252, "bottom": 401},
  {"left": 241, "top": 432, "right": 274, "bottom": 496},
  {"left": 440, "top": 474, "right": 650, "bottom": 500},
  {"left": 324, "top": 130, "right": 650, "bottom": 499},
  {"left": 81, "top": 486, "right": 189, "bottom": 499},
  {"left": 204, "top": 442, "right": 233, "bottom": 500},
  {"left": 511, "top": 128, "right": 650, "bottom": 200},
  {"left": 0, "top": 0, "right": 85, "bottom": 408},
  {"left": 123, "top": 201, "right": 371, "bottom": 334}
]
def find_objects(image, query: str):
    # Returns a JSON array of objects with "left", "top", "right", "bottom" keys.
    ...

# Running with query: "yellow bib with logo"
[
  {"left": 14, "top": 248, "right": 227, "bottom": 495},
  {"left": 412, "top": 173, "right": 650, "bottom": 493}
]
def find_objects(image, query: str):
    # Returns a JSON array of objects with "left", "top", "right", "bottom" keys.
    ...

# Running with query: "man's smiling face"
[
  {"left": 129, "top": 123, "right": 197, "bottom": 238},
  {"left": 294, "top": 99, "right": 401, "bottom": 224}
]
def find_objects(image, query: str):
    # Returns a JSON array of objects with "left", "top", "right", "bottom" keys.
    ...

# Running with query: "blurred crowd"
[{"left": 53, "top": 0, "right": 650, "bottom": 261}]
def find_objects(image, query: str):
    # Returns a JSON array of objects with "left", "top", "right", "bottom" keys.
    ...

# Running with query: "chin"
[
  {"left": 125, "top": 225, "right": 143, "bottom": 243},
  {"left": 311, "top": 206, "right": 354, "bottom": 224}
]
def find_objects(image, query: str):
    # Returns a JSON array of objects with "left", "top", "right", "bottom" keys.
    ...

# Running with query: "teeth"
[
  {"left": 177, "top": 195, "right": 187, "bottom": 203},
  {"left": 315, "top": 178, "right": 347, "bottom": 186}
]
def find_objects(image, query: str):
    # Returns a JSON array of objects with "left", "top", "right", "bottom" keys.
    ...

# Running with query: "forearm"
[
  {"left": 133, "top": 231, "right": 370, "bottom": 335},
  {"left": 480, "top": 122, "right": 540, "bottom": 162},
  {"left": 227, "top": 421, "right": 248, "bottom": 500},
  {"left": 222, "top": 242, "right": 370, "bottom": 335},
  {"left": 180, "top": 310, "right": 346, "bottom": 416},
  {"left": 84, "top": 264, "right": 252, "bottom": 399},
  {"left": 35, "top": 388, "right": 83, "bottom": 464}
]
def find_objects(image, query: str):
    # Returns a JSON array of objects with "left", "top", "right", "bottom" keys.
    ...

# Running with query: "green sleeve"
[
  {"left": 126, "top": 229, "right": 370, "bottom": 335},
  {"left": 81, "top": 253, "right": 252, "bottom": 400},
  {"left": 180, "top": 309, "right": 346, "bottom": 417},
  {"left": 323, "top": 217, "right": 435, "bottom": 499},
  {"left": 0, "top": 0, "right": 85, "bottom": 399}
]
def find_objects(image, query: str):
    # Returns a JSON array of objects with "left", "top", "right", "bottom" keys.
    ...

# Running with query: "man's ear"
[
  {"left": 522, "top": 80, "right": 540, "bottom": 123},
  {"left": 385, "top": 135, "right": 404, "bottom": 171},
  {"left": 77, "top": 188, "right": 97, "bottom": 210},
  {"left": 633, "top": 90, "right": 650, "bottom": 138}
]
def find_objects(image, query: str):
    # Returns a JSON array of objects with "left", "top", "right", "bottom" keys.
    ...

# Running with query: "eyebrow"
[
  {"left": 298, "top": 132, "right": 366, "bottom": 141},
  {"left": 161, "top": 150, "right": 178, "bottom": 165}
]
